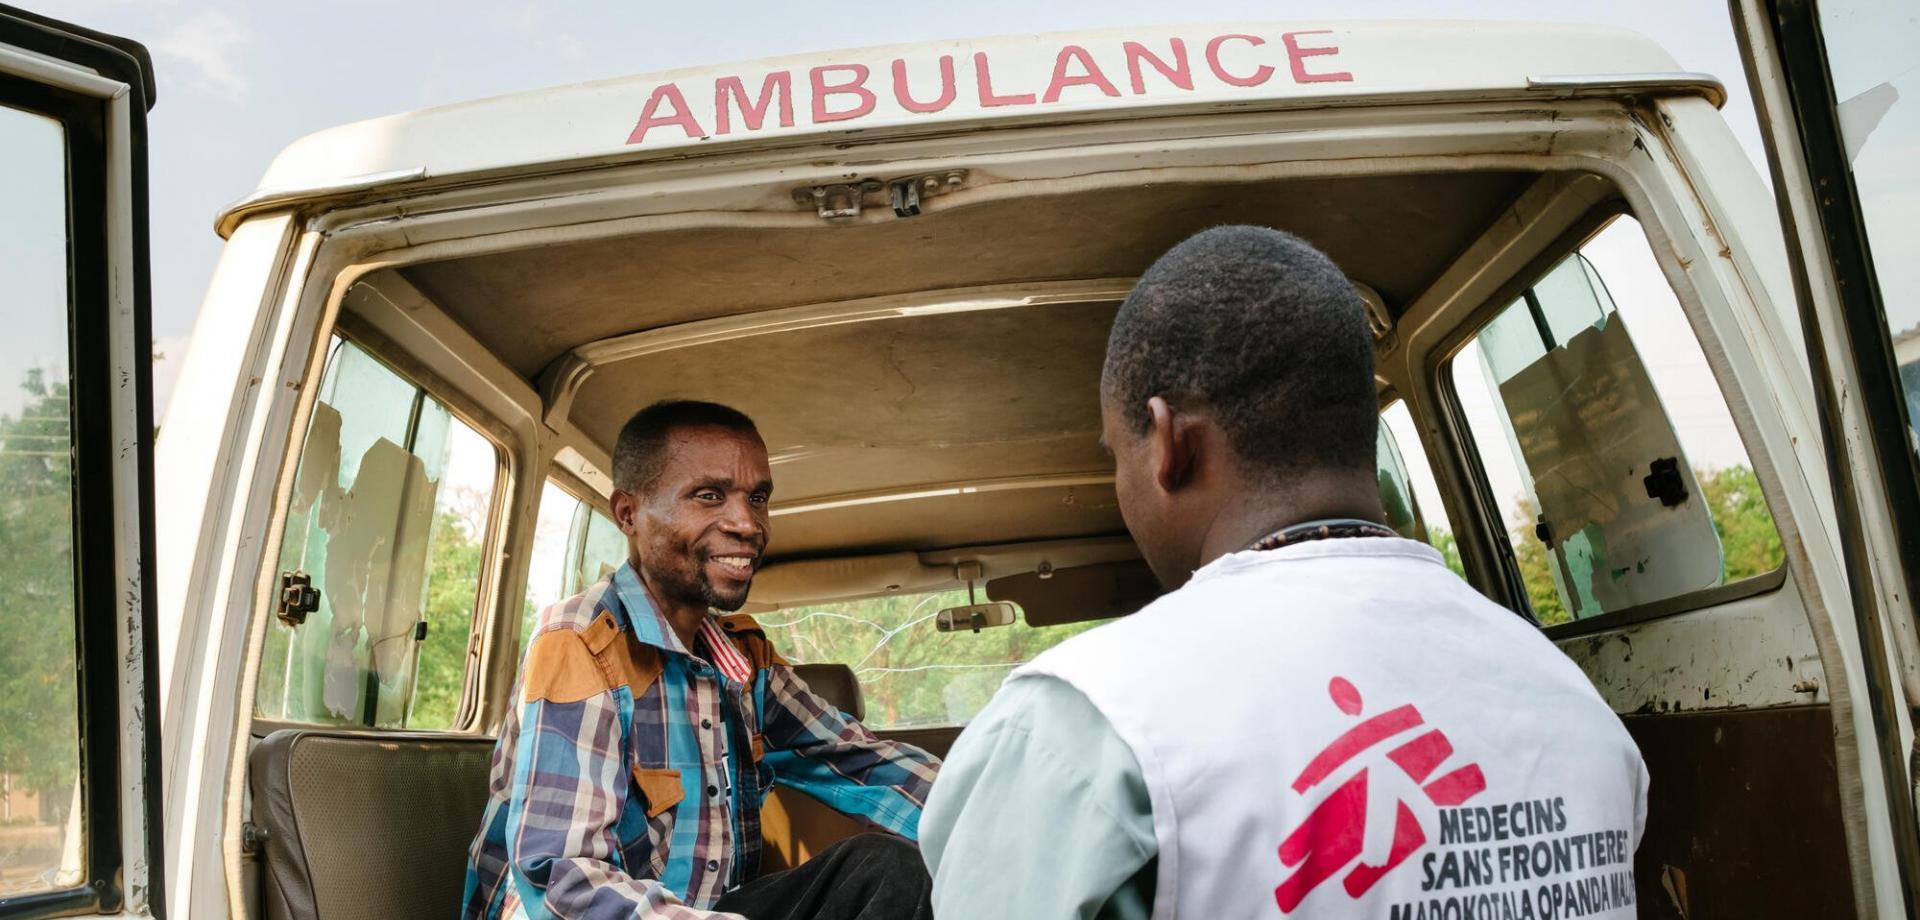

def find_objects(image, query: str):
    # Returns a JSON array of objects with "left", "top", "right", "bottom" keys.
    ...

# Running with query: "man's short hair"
[
  {"left": 611, "top": 400, "right": 760, "bottom": 494},
  {"left": 1102, "top": 225, "right": 1377, "bottom": 483}
]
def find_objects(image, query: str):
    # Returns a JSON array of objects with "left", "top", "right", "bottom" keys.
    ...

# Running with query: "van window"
[
  {"left": 1449, "top": 216, "right": 1784, "bottom": 624},
  {"left": 759, "top": 592, "right": 1102, "bottom": 729},
  {"left": 254, "top": 337, "right": 501, "bottom": 729},
  {"left": 522, "top": 482, "right": 627, "bottom": 651},
  {"left": 1380, "top": 400, "right": 1465, "bottom": 576},
  {"left": 0, "top": 101, "right": 83, "bottom": 896}
]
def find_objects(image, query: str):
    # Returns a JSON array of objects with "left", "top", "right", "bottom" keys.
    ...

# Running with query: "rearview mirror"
[{"left": 935, "top": 602, "right": 1018, "bottom": 633}]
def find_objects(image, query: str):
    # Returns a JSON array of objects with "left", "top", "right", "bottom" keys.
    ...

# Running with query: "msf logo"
[{"left": 1274, "top": 677, "right": 1487, "bottom": 912}]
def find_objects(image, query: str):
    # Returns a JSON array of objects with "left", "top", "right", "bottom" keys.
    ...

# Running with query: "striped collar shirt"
[{"left": 463, "top": 563, "right": 940, "bottom": 919}]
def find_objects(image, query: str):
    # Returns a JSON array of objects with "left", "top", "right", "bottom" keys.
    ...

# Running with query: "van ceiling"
[
  {"left": 396, "top": 170, "right": 1532, "bottom": 560},
  {"left": 403, "top": 171, "right": 1533, "bottom": 380}
]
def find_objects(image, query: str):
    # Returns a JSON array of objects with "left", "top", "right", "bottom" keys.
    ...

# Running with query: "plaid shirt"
[{"left": 463, "top": 563, "right": 940, "bottom": 919}]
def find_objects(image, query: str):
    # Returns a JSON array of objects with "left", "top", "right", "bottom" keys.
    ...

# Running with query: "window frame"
[
  {"left": 248, "top": 326, "right": 512, "bottom": 737},
  {"left": 0, "top": 15, "right": 157, "bottom": 916},
  {"left": 1430, "top": 205, "right": 1789, "bottom": 639}
]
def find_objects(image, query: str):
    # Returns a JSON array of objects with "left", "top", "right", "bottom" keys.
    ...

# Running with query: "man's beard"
[
  {"left": 647, "top": 551, "right": 751, "bottom": 612},
  {"left": 700, "top": 575, "right": 750, "bottom": 612}
]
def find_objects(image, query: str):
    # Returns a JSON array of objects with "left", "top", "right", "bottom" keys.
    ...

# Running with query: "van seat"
[
  {"left": 762, "top": 663, "right": 875, "bottom": 871},
  {"left": 249, "top": 728, "right": 494, "bottom": 920},
  {"left": 791, "top": 663, "right": 863, "bottom": 720}
]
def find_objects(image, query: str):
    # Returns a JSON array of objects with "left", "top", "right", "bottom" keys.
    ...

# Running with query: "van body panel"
[
  {"left": 1730, "top": 1, "right": 1920, "bottom": 914},
  {"left": 156, "top": 220, "right": 324, "bottom": 920},
  {"left": 216, "top": 22, "right": 1701, "bottom": 235}
]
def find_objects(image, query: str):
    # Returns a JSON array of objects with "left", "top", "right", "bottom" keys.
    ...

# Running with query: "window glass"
[
  {"left": 759, "top": 591, "right": 1104, "bottom": 728},
  {"left": 1450, "top": 216, "right": 1784, "bottom": 624},
  {"left": 521, "top": 487, "right": 628, "bottom": 654},
  {"left": 0, "top": 101, "right": 84, "bottom": 896},
  {"left": 574, "top": 509, "right": 627, "bottom": 596},
  {"left": 1811, "top": 0, "right": 1920, "bottom": 451},
  {"left": 255, "top": 337, "right": 500, "bottom": 728},
  {"left": 523, "top": 481, "right": 578, "bottom": 649},
  {"left": 1380, "top": 401, "right": 1465, "bottom": 577}
]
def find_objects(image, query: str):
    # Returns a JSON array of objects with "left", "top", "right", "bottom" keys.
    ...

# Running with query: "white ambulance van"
[{"left": 4, "top": 3, "right": 1918, "bottom": 918}]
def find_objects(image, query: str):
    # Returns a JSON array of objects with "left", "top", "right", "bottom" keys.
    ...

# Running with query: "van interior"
[{"left": 231, "top": 104, "right": 1845, "bottom": 920}]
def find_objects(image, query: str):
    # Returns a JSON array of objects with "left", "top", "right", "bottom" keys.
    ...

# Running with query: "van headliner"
[{"left": 224, "top": 20, "right": 1697, "bottom": 230}]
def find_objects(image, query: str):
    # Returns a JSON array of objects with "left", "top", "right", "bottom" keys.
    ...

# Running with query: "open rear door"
[
  {"left": 0, "top": 6, "right": 159, "bottom": 919},
  {"left": 1732, "top": 0, "right": 1920, "bottom": 915}
]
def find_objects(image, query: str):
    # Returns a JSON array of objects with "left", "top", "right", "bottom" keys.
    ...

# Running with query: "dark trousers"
[{"left": 715, "top": 835, "right": 933, "bottom": 920}]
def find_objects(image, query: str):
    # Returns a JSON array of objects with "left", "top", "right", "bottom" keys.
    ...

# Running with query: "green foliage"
[
  {"left": 1513, "top": 518, "right": 1571, "bottom": 626},
  {"left": 760, "top": 591, "right": 1103, "bottom": 728},
  {"left": 409, "top": 510, "right": 484, "bottom": 728},
  {"left": 0, "top": 369, "right": 81, "bottom": 806},
  {"left": 1428, "top": 528, "right": 1466, "bottom": 579},
  {"left": 1698, "top": 465, "right": 1785, "bottom": 581}
]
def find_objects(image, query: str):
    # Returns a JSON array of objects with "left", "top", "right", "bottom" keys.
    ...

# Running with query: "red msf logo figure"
[{"left": 1274, "top": 677, "right": 1488, "bottom": 912}]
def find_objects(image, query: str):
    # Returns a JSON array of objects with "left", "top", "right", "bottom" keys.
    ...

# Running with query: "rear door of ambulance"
[
  {"left": 0, "top": 6, "right": 161, "bottom": 920},
  {"left": 1734, "top": 0, "right": 1920, "bottom": 914}
]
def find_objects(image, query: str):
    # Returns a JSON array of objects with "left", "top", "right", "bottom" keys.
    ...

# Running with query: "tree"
[
  {"left": 1698, "top": 465, "right": 1784, "bottom": 581},
  {"left": 0, "top": 368, "right": 80, "bottom": 811},
  {"left": 409, "top": 509, "right": 485, "bottom": 728},
  {"left": 759, "top": 591, "right": 1101, "bottom": 728}
]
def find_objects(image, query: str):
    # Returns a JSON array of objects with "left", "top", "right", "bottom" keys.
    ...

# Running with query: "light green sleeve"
[{"left": 919, "top": 675, "right": 1156, "bottom": 920}]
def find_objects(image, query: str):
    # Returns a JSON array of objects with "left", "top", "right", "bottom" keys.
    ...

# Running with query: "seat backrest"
[
  {"left": 249, "top": 729, "right": 494, "bottom": 920},
  {"left": 791, "top": 663, "right": 864, "bottom": 721}
]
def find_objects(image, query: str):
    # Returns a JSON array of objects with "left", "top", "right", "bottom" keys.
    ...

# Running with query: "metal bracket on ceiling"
[{"left": 792, "top": 170, "right": 968, "bottom": 221}]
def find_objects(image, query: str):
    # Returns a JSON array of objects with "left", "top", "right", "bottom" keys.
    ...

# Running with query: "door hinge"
[
  {"left": 792, "top": 170, "right": 968, "bottom": 221},
  {"left": 277, "top": 570, "right": 320, "bottom": 627}
]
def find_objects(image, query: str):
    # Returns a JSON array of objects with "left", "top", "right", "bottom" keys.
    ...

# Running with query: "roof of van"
[{"left": 223, "top": 20, "right": 1706, "bottom": 234}]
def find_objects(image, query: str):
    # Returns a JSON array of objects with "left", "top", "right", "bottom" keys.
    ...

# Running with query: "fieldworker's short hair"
[{"left": 1101, "top": 225, "right": 1377, "bottom": 483}]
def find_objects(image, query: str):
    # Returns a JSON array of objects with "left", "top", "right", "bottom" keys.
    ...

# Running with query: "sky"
[{"left": 20, "top": 0, "right": 1777, "bottom": 413}]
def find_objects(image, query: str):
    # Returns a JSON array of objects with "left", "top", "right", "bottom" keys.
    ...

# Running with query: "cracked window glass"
[
  {"left": 1450, "top": 216, "right": 1783, "bottom": 624},
  {"left": 760, "top": 591, "right": 1103, "bottom": 728},
  {"left": 255, "top": 337, "right": 499, "bottom": 729},
  {"left": 0, "top": 100, "right": 84, "bottom": 898}
]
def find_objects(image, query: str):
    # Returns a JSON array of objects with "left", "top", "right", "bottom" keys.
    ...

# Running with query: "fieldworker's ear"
[
  {"left": 609, "top": 489, "right": 641, "bottom": 536},
  {"left": 1147, "top": 396, "right": 1197, "bottom": 495}
]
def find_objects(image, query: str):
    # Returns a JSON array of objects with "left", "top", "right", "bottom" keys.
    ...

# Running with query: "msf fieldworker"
[
  {"left": 921, "top": 227, "right": 1648, "bottom": 918},
  {"left": 464, "top": 401, "right": 939, "bottom": 920}
]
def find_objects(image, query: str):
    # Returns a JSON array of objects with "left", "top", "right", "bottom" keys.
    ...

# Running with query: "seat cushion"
[
  {"left": 249, "top": 729, "right": 494, "bottom": 920},
  {"left": 791, "top": 663, "right": 864, "bottom": 721}
]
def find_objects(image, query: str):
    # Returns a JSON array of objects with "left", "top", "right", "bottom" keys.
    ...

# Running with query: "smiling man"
[{"left": 464, "top": 400, "right": 940, "bottom": 920}]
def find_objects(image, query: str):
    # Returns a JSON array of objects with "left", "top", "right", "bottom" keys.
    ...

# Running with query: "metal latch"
[
  {"left": 888, "top": 171, "right": 967, "bottom": 217},
  {"left": 792, "top": 170, "right": 968, "bottom": 220},
  {"left": 1643, "top": 457, "right": 1689, "bottom": 507},
  {"left": 278, "top": 570, "right": 320, "bottom": 627},
  {"left": 794, "top": 179, "right": 882, "bottom": 219}
]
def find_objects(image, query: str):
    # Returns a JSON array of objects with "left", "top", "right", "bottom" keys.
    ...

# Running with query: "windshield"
[{"left": 758, "top": 590, "right": 1104, "bottom": 729}]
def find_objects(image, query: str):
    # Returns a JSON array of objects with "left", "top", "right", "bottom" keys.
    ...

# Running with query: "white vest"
[{"left": 1015, "top": 538, "right": 1648, "bottom": 920}]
